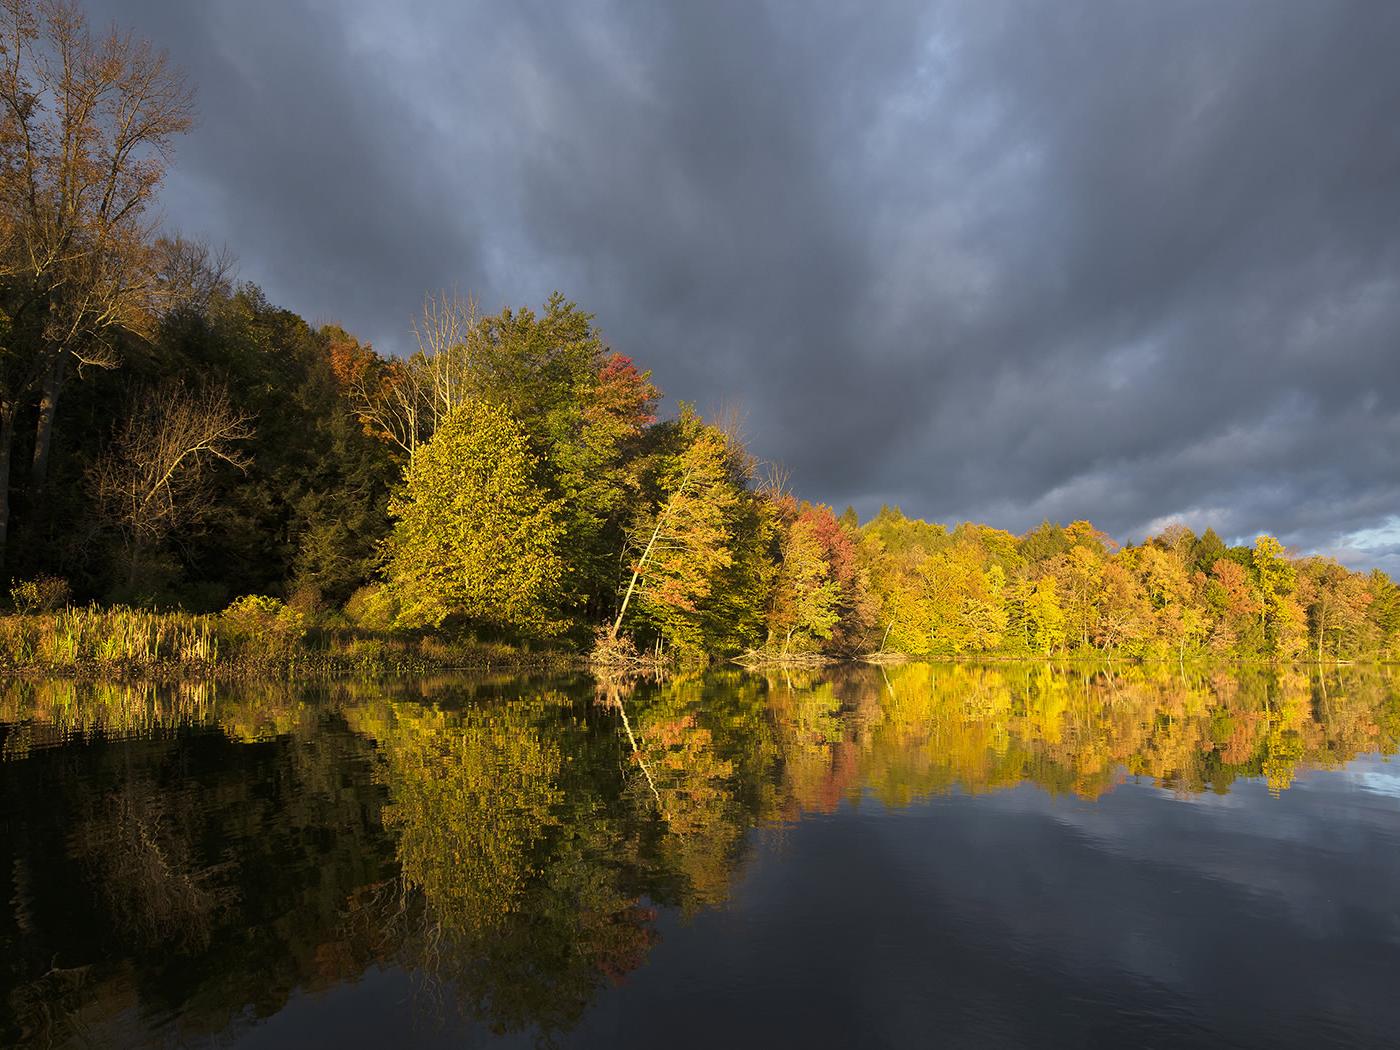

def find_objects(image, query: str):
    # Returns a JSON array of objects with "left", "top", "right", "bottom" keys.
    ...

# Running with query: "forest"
[{"left": 0, "top": 0, "right": 1397, "bottom": 670}]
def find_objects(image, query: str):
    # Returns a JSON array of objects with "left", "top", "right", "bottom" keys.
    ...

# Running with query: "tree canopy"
[{"left": 385, "top": 400, "right": 565, "bottom": 635}]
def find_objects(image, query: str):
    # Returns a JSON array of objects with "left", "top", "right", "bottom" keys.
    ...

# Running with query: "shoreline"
[
  {"left": 0, "top": 654, "right": 587, "bottom": 683},
  {"left": 1, "top": 608, "right": 1392, "bottom": 684},
  {"left": 1, "top": 648, "right": 1392, "bottom": 684}
]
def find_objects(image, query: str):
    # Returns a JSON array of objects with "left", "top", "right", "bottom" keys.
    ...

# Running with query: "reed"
[
  {"left": 0, "top": 604, "right": 579, "bottom": 679},
  {"left": 0, "top": 607, "right": 214, "bottom": 670}
]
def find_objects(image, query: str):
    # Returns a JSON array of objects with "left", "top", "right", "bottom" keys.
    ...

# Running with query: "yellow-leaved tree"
[{"left": 385, "top": 400, "right": 566, "bottom": 635}]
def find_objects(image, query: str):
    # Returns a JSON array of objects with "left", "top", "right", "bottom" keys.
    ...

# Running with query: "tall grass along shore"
[{"left": 0, "top": 600, "right": 577, "bottom": 680}]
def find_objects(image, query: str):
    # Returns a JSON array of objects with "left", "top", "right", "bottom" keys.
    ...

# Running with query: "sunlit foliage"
[
  {"left": 385, "top": 400, "right": 566, "bottom": 635},
  {"left": 854, "top": 511, "right": 1399, "bottom": 663}
]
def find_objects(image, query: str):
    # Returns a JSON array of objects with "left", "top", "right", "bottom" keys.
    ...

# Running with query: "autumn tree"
[
  {"left": 1297, "top": 557, "right": 1373, "bottom": 662},
  {"left": 857, "top": 505, "right": 949, "bottom": 654},
  {"left": 1253, "top": 535, "right": 1307, "bottom": 657},
  {"left": 463, "top": 295, "right": 662, "bottom": 617},
  {"left": 766, "top": 513, "right": 841, "bottom": 655},
  {"left": 384, "top": 400, "right": 566, "bottom": 635},
  {"left": 1366, "top": 570, "right": 1400, "bottom": 660},
  {"left": 607, "top": 408, "right": 752, "bottom": 658},
  {"left": 789, "top": 502, "right": 875, "bottom": 654},
  {"left": 0, "top": 0, "right": 193, "bottom": 561},
  {"left": 1021, "top": 575, "right": 1066, "bottom": 655},
  {"left": 349, "top": 293, "right": 659, "bottom": 622},
  {"left": 1094, "top": 558, "right": 1150, "bottom": 653},
  {"left": 918, "top": 541, "right": 1000, "bottom": 654},
  {"left": 1019, "top": 520, "right": 1072, "bottom": 563},
  {"left": 961, "top": 562, "right": 1009, "bottom": 652},
  {"left": 1190, "top": 527, "right": 1227, "bottom": 575},
  {"left": 1055, "top": 544, "right": 1104, "bottom": 651},
  {"left": 1207, "top": 557, "right": 1263, "bottom": 655},
  {"left": 555, "top": 350, "right": 658, "bottom": 610},
  {"left": 1134, "top": 544, "right": 1205, "bottom": 662},
  {"left": 837, "top": 512, "right": 1398, "bottom": 664}
]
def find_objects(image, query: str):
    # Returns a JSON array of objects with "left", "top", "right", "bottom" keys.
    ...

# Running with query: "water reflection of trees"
[
  {"left": 770, "top": 664, "right": 1400, "bottom": 807},
  {"left": 2, "top": 665, "right": 1398, "bottom": 1044},
  {"left": 1, "top": 681, "right": 397, "bottom": 1047},
  {"left": 343, "top": 691, "right": 661, "bottom": 1035}
]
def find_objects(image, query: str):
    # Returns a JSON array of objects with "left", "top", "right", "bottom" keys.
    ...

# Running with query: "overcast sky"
[{"left": 88, "top": 0, "right": 1400, "bottom": 572}]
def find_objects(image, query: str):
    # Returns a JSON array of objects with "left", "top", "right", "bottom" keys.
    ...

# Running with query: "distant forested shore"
[{"left": 0, "top": 0, "right": 1396, "bottom": 676}]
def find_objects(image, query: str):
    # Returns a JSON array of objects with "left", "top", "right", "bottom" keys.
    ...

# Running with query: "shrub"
[
  {"left": 287, "top": 582, "right": 325, "bottom": 617},
  {"left": 219, "top": 595, "right": 307, "bottom": 655},
  {"left": 10, "top": 575, "right": 71, "bottom": 613},
  {"left": 344, "top": 584, "right": 399, "bottom": 632}
]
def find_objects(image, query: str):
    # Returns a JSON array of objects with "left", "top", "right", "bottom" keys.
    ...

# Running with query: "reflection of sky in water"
[
  {"left": 592, "top": 768, "right": 1400, "bottom": 1049},
  {"left": 233, "top": 759, "right": 1400, "bottom": 1050},
  {"left": 1347, "top": 761, "right": 1400, "bottom": 798}
]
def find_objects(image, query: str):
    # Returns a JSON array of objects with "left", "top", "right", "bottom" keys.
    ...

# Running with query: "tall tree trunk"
[
  {"left": 0, "top": 402, "right": 16, "bottom": 569},
  {"left": 30, "top": 353, "right": 66, "bottom": 498},
  {"left": 608, "top": 469, "right": 691, "bottom": 640}
]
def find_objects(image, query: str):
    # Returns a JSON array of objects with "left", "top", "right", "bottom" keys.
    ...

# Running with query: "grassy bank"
[{"left": 0, "top": 605, "right": 580, "bottom": 680}]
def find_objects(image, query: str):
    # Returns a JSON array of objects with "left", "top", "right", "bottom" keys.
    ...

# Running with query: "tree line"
[{"left": 0, "top": 0, "right": 1395, "bottom": 666}]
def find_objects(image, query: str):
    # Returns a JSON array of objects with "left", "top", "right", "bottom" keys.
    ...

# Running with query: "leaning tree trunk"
[
  {"left": 608, "top": 469, "right": 692, "bottom": 641},
  {"left": 609, "top": 509, "right": 668, "bottom": 641}
]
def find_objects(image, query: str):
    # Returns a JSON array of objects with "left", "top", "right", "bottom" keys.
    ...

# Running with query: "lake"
[{"left": 3, "top": 664, "right": 1399, "bottom": 1048}]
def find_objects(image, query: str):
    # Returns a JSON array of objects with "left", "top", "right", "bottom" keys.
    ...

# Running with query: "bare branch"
[{"left": 89, "top": 380, "right": 252, "bottom": 579}]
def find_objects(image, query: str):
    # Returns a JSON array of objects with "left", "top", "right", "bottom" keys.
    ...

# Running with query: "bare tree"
[
  {"left": 0, "top": 0, "right": 194, "bottom": 561},
  {"left": 342, "top": 290, "right": 479, "bottom": 467},
  {"left": 414, "top": 288, "right": 477, "bottom": 424},
  {"left": 151, "top": 235, "right": 235, "bottom": 315},
  {"left": 89, "top": 381, "right": 252, "bottom": 585},
  {"left": 756, "top": 460, "right": 792, "bottom": 505},
  {"left": 340, "top": 342, "right": 431, "bottom": 463}
]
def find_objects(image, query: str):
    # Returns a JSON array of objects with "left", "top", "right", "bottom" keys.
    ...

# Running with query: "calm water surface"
[{"left": 3, "top": 664, "right": 1399, "bottom": 1048}]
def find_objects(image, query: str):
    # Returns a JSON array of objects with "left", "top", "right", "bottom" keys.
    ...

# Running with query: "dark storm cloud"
[{"left": 88, "top": 0, "right": 1400, "bottom": 571}]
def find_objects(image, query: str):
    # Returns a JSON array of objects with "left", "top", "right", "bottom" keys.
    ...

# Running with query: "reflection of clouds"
[
  {"left": 568, "top": 767, "right": 1400, "bottom": 1047},
  {"left": 1346, "top": 763, "right": 1400, "bottom": 799},
  {"left": 957, "top": 764, "right": 1400, "bottom": 951},
  {"left": 1142, "top": 782, "right": 1246, "bottom": 807},
  {"left": 852, "top": 777, "right": 1400, "bottom": 1042}
]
